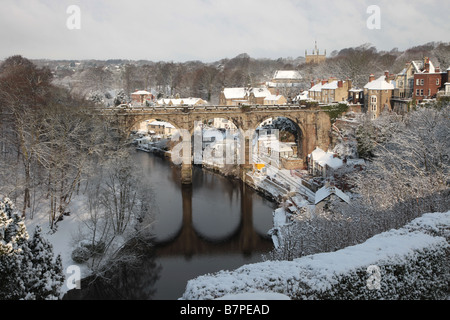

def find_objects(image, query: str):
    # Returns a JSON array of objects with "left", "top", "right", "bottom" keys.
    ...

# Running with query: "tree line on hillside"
[{"left": 32, "top": 42, "right": 450, "bottom": 105}]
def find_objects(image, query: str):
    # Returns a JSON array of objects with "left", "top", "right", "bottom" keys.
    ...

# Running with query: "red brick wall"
[{"left": 413, "top": 73, "right": 444, "bottom": 100}]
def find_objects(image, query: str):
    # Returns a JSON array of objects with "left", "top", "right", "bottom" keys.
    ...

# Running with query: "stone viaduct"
[{"left": 98, "top": 104, "right": 332, "bottom": 184}]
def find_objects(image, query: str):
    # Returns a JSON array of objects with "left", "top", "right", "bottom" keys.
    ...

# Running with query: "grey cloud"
[{"left": 0, "top": 0, "right": 448, "bottom": 61}]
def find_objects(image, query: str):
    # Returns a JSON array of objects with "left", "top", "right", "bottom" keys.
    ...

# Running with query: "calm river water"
[{"left": 65, "top": 151, "right": 276, "bottom": 300}]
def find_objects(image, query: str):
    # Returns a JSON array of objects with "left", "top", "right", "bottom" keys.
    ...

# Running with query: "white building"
[{"left": 308, "top": 147, "right": 343, "bottom": 178}]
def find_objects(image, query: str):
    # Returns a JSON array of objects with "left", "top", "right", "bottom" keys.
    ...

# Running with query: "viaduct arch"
[{"left": 100, "top": 105, "right": 332, "bottom": 184}]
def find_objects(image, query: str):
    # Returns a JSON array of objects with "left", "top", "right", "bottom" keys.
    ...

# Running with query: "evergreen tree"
[
  {"left": 0, "top": 198, "right": 64, "bottom": 300},
  {"left": 23, "top": 226, "right": 64, "bottom": 300},
  {"left": 0, "top": 198, "right": 29, "bottom": 299}
]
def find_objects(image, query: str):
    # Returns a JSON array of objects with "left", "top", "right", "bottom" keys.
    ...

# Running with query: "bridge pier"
[
  {"left": 240, "top": 136, "right": 253, "bottom": 182},
  {"left": 181, "top": 163, "right": 193, "bottom": 185}
]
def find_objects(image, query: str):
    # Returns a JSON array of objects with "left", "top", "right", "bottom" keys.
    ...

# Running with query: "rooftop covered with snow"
[
  {"left": 273, "top": 70, "right": 302, "bottom": 80},
  {"left": 364, "top": 76, "right": 395, "bottom": 90},
  {"left": 309, "top": 147, "right": 343, "bottom": 169}
]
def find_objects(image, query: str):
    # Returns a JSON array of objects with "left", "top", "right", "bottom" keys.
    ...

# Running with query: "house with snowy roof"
[
  {"left": 157, "top": 97, "right": 208, "bottom": 107},
  {"left": 308, "top": 80, "right": 325, "bottom": 102},
  {"left": 392, "top": 58, "right": 448, "bottom": 113},
  {"left": 320, "top": 78, "right": 352, "bottom": 104},
  {"left": 363, "top": 72, "right": 395, "bottom": 119},
  {"left": 131, "top": 90, "right": 154, "bottom": 105},
  {"left": 315, "top": 184, "right": 350, "bottom": 211},
  {"left": 247, "top": 87, "right": 272, "bottom": 105},
  {"left": 219, "top": 88, "right": 249, "bottom": 106},
  {"left": 264, "top": 95, "right": 287, "bottom": 105},
  {"left": 412, "top": 57, "right": 447, "bottom": 102},
  {"left": 308, "top": 147, "right": 343, "bottom": 178},
  {"left": 293, "top": 90, "right": 310, "bottom": 102},
  {"left": 148, "top": 120, "right": 177, "bottom": 138},
  {"left": 267, "top": 70, "right": 303, "bottom": 96}
]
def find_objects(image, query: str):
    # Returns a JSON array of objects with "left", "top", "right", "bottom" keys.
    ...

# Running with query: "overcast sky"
[{"left": 0, "top": 0, "right": 448, "bottom": 62}]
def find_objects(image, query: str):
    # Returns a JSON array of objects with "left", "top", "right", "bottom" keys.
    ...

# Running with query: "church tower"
[{"left": 305, "top": 41, "right": 327, "bottom": 64}]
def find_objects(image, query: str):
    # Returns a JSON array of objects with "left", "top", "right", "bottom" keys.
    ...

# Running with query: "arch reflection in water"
[
  {"left": 155, "top": 180, "right": 274, "bottom": 258},
  {"left": 66, "top": 151, "right": 276, "bottom": 300}
]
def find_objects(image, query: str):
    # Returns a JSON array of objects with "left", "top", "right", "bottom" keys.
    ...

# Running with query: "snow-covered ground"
[{"left": 23, "top": 194, "right": 93, "bottom": 295}]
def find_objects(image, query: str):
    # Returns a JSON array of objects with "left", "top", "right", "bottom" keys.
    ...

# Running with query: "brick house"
[
  {"left": 412, "top": 57, "right": 446, "bottom": 101},
  {"left": 131, "top": 90, "right": 154, "bottom": 105}
]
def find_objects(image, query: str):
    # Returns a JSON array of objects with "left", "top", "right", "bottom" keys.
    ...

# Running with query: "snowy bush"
[
  {"left": 71, "top": 240, "right": 106, "bottom": 263},
  {"left": 71, "top": 246, "right": 92, "bottom": 263},
  {"left": 181, "top": 211, "right": 449, "bottom": 300}
]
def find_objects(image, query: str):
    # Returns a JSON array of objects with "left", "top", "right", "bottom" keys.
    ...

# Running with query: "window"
[
  {"left": 420, "top": 89, "right": 424, "bottom": 96},
  {"left": 420, "top": 79, "right": 424, "bottom": 86},
  {"left": 416, "top": 79, "right": 420, "bottom": 86},
  {"left": 428, "top": 89, "right": 431, "bottom": 96},
  {"left": 416, "top": 89, "right": 420, "bottom": 96},
  {"left": 436, "top": 79, "right": 440, "bottom": 86}
]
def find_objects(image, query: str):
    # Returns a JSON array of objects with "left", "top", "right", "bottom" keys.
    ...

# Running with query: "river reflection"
[{"left": 65, "top": 151, "right": 276, "bottom": 300}]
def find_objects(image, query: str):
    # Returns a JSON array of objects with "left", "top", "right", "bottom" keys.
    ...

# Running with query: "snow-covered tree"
[
  {"left": 22, "top": 226, "right": 64, "bottom": 300},
  {"left": 354, "top": 105, "right": 450, "bottom": 217},
  {"left": 0, "top": 197, "right": 29, "bottom": 299},
  {"left": 114, "top": 89, "right": 130, "bottom": 106},
  {"left": 0, "top": 198, "right": 64, "bottom": 300}
]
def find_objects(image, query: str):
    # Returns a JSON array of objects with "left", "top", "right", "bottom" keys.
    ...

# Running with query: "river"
[{"left": 65, "top": 150, "right": 276, "bottom": 300}]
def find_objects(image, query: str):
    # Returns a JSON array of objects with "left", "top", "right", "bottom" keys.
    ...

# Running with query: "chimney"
[
  {"left": 435, "top": 66, "right": 440, "bottom": 73},
  {"left": 338, "top": 80, "right": 343, "bottom": 88},
  {"left": 322, "top": 79, "right": 328, "bottom": 85},
  {"left": 384, "top": 70, "right": 389, "bottom": 79},
  {"left": 424, "top": 57, "right": 430, "bottom": 73},
  {"left": 311, "top": 80, "right": 315, "bottom": 88},
  {"left": 369, "top": 74, "right": 375, "bottom": 82}
]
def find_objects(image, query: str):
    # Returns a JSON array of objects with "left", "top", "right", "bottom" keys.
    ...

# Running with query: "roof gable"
[{"left": 315, "top": 186, "right": 350, "bottom": 205}]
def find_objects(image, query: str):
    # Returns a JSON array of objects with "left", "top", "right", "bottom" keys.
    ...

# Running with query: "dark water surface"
[{"left": 65, "top": 151, "right": 276, "bottom": 300}]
